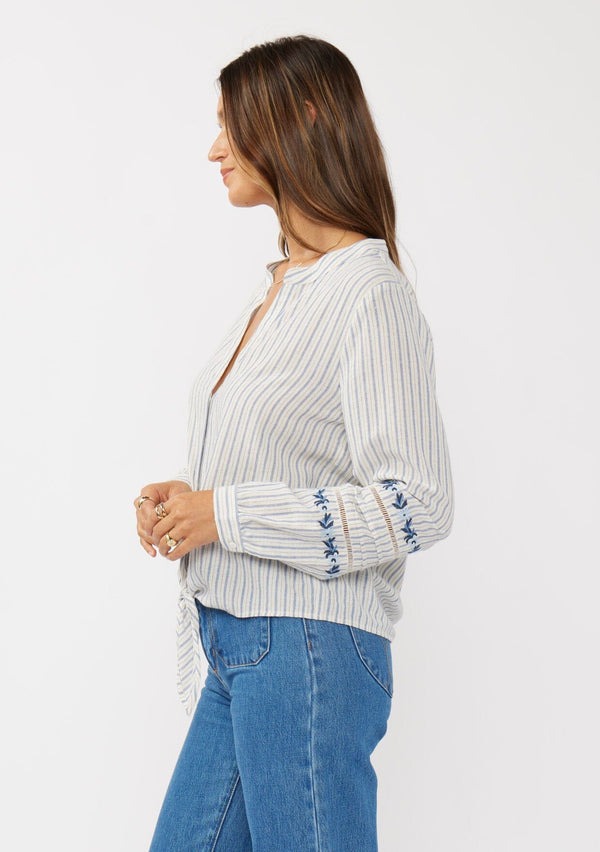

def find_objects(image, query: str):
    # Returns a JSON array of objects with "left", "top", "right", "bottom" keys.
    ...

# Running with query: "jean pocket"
[
  {"left": 349, "top": 626, "right": 393, "bottom": 698},
  {"left": 207, "top": 607, "right": 271, "bottom": 668}
]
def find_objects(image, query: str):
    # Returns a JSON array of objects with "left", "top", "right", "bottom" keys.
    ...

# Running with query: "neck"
[{"left": 281, "top": 206, "right": 365, "bottom": 264}]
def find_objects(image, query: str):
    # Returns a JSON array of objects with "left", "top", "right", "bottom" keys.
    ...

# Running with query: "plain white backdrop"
[{"left": 1, "top": 1, "right": 598, "bottom": 849}]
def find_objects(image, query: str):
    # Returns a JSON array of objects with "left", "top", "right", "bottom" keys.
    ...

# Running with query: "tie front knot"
[{"left": 175, "top": 575, "right": 204, "bottom": 715}]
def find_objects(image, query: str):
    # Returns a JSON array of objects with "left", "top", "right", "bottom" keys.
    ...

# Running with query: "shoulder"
[
  {"left": 326, "top": 243, "right": 419, "bottom": 323},
  {"left": 325, "top": 245, "right": 435, "bottom": 355}
]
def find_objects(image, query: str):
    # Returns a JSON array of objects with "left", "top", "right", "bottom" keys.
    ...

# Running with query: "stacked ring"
[
  {"left": 155, "top": 502, "right": 167, "bottom": 519},
  {"left": 165, "top": 533, "right": 178, "bottom": 549}
]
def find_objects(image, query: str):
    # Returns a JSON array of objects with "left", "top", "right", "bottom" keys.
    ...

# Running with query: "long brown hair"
[{"left": 218, "top": 35, "right": 403, "bottom": 272}]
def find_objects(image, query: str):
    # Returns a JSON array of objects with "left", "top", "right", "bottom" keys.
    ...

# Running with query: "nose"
[{"left": 208, "top": 128, "right": 228, "bottom": 163}]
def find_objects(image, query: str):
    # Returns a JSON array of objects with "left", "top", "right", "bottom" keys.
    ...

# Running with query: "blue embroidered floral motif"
[
  {"left": 381, "top": 480, "right": 420, "bottom": 552},
  {"left": 313, "top": 488, "right": 340, "bottom": 574}
]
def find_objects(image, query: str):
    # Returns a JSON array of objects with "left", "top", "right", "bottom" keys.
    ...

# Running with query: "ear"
[{"left": 304, "top": 100, "right": 317, "bottom": 126}]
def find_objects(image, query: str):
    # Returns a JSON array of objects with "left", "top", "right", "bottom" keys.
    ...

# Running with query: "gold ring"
[
  {"left": 165, "top": 533, "right": 178, "bottom": 548},
  {"left": 137, "top": 495, "right": 155, "bottom": 510},
  {"left": 155, "top": 502, "right": 167, "bottom": 519}
]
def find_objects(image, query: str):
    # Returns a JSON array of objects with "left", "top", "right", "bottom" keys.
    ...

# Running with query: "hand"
[
  {"left": 151, "top": 490, "right": 219, "bottom": 561},
  {"left": 134, "top": 480, "right": 192, "bottom": 557}
]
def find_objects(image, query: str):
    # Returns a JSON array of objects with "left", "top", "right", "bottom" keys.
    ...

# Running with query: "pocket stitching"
[
  {"left": 213, "top": 616, "right": 271, "bottom": 668},
  {"left": 349, "top": 626, "right": 393, "bottom": 698}
]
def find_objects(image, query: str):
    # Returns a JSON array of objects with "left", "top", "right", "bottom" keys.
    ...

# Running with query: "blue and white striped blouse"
[{"left": 173, "top": 237, "right": 454, "bottom": 713}]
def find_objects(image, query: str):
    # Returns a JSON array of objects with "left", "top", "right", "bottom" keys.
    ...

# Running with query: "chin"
[
  {"left": 228, "top": 195, "right": 264, "bottom": 208},
  {"left": 226, "top": 179, "right": 275, "bottom": 209}
]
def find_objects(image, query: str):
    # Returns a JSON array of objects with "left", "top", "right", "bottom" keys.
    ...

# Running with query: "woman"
[{"left": 136, "top": 34, "right": 454, "bottom": 852}]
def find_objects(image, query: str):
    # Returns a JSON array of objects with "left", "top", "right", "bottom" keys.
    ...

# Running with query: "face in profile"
[{"left": 208, "top": 96, "right": 274, "bottom": 209}]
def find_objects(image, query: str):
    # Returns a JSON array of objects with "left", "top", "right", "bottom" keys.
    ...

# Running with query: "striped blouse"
[{"left": 173, "top": 237, "right": 454, "bottom": 714}]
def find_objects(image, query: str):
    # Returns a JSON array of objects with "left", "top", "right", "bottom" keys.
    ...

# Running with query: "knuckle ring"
[{"left": 155, "top": 502, "right": 167, "bottom": 519}]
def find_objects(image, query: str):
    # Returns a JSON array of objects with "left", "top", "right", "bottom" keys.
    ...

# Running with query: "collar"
[{"left": 265, "top": 237, "right": 388, "bottom": 286}]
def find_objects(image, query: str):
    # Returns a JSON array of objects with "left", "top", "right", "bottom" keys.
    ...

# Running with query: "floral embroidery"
[
  {"left": 334, "top": 489, "right": 353, "bottom": 570},
  {"left": 313, "top": 488, "right": 340, "bottom": 574},
  {"left": 381, "top": 480, "right": 420, "bottom": 552}
]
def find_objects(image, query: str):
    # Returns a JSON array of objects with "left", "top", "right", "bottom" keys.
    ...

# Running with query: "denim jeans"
[{"left": 149, "top": 601, "right": 393, "bottom": 851}]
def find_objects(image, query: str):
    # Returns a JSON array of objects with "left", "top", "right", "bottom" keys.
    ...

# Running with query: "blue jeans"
[{"left": 149, "top": 602, "right": 393, "bottom": 851}]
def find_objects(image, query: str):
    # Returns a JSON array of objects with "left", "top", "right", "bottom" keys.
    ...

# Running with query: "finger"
[
  {"left": 134, "top": 491, "right": 158, "bottom": 511},
  {"left": 157, "top": 532, "right": 177, "bottom": 557},
  {"left": 152, "top": 516, "right": 178, "bottom": 546},
  {"left": 165, "top": 538, "right": 190, "bottom": 561},
  {"left": 137, "top": 515, "right": 157, "bottom": 540},
  {"left": 160, "top": 495, "right": 178, "bottom": 516},
  {"left": 157, "top": 528, "right": 183, "bottom": 558},
  {"left": 138, "top": 533, "right": 158, "bottom": 556},
  {"left": 140, "top": 503, "right": 162, "bottom": 537},
  {"left": 152, "top": 496, "right": 188, "bottom": 542},
  {"left": 140, "top": 537, "right": 156, "bottom": 556},
  {"left": 162, "top": 489, "right": 192, "bottom": 515},
  {"left": 137, "top": 525, "right": 155, "bottom": 547}
]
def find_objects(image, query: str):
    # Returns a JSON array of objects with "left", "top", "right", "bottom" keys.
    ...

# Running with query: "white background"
[{"left": 1, "top": 1, "right": 598, "bottom": 850}]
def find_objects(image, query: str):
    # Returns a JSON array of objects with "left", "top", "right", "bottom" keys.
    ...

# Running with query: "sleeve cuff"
[{"left": 213, "top": 484, "right": 243, "bottom": 551}]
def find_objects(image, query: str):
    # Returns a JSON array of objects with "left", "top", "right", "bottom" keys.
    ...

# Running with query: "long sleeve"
[{"left": 212, "top": 279, "right": 454, "bottom": 580}]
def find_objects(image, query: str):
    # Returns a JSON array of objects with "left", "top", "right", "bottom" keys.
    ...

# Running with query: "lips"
[{"left": 221, "top": 168, "right": 233, "bottom": 182}]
